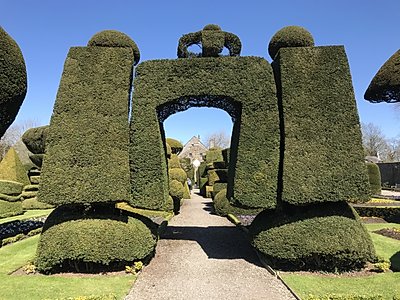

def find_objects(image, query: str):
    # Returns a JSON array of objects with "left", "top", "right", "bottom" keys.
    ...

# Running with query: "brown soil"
[
  {"left": 11, "top": 266, "right": 130, "bottom": 277},
  {"left": 373, "top": 228, "right": 400, "bottom": 241},
  {"left": 361, "top": 217, "right": 387, "bottom": 223}
]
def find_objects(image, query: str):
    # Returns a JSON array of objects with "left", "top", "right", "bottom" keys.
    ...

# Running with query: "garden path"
[{"left": 125, "top": 191, "right": 295, "bottom": 300}]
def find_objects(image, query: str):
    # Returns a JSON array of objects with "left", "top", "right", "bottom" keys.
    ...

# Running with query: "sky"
[{"left": 1, "top": 0, "right": 399, "bottom": 144}]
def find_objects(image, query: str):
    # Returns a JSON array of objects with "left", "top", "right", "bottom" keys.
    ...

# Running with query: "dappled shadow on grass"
[{"left": 160, "top": 225, "right": 263, "bottom": 267}]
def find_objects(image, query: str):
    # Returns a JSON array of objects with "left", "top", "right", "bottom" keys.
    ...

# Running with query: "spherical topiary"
[
  {"left": 35, "top": 205, "right": 156, "bottom": 273},
  {"left": 268, "top": 26, "right": 314, "bottom": 59},
  {"left": 166, "top": 138, "right": 183, "bottom": 154},
  {"left": 22, "top": 125, "right": 48, "bottom": 154},
  {"left": 0, "top": 26, "right": 27, "bottom": 138},
  {"left": 169, "top": 179, "right": 184, "bottom": 199},
  {"left": 87, "top": 30, "right": 140, "bottom": 65},
  {"left": 168, "top": 154, "right": 181, "bottom": 169},
  {"left": 169, "top": 168, "right": 187, "bottom": 184},
  {"left": 213, "top": 189, "right": 230, "bottom": 216},
  {"left": 203, "top": 24, "right": 222, "bottom": 31},
  {"left": 366, "top": 162, "right": 381, "bottom": 195}
]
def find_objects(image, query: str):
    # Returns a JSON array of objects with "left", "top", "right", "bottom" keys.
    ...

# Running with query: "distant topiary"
[
  {"left": 22, "top": 125, "right": 48, "bottom": 154},
  {"left": 166, "top": 138, "right": 183, "bottom": 154},
  {"left": 166, "top": 143, "right": 172, "bottom": 158},
  {"left": 213, "top": 189, "right": 262, "bottom": 217},
  {"left": 169, "top": 168, "right": 187, "bottom": 184},
  {"left": 268, "top": 25, "right": 314, "bottom": 59},
  {"left": 250, "top": 202, "right": 376, "bottom": 271},
  {"left": 0, "top": 180, "right": 23, "bottom": 195},
  {"left": 0, "top": 147, "right": 30, "bottom": 185},
  {"left": 168, "top": 154, "right": 181, "bottom": 169},
  {"left": 169, "top": 179, "right": 184, "bottom": 199},
  {"left": 205, "top": 149, "right": 223, "bottom": 164},
  {"left": 0, "top": 199, "right": 23, "bottom": 218},
  {"left": 35, "top": 205, "right": 156, "bottom": 273},
  {"left": 87, "top": 30, "right": 140, "bottom": 65},
  {"left": 366, "top": 163, "right": 381, "bottom": 195},
  {"left": 364, "top": 49, "right": 400, "bottom": 103},
  {"left": 0, "top": 26, "right": 27, "bottom": 138}
]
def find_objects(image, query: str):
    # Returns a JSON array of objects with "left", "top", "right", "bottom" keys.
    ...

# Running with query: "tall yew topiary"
[
  {"left": 366, "top": 162, "right": 381, "bottom": 195},
  {"left": 0, "top": 27, "right": 27, "bottom": 138}
]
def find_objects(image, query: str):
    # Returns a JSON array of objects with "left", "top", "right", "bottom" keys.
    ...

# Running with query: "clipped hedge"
[
  {"left": 38, "top": 37, "right": 135, "bottom": 206},
  {"left": 273, "top": 45, "right": 370, "bottom": 205},
  {"left": 353, "top": 205, "right": 400, "bottom": 223},
  {"left": 169, "top": 168, "right": 187, "bottom": 184},
  {"left": 211, "top": 182, "right": 227, "bottom": 198},
  {"left": 205, "top": 149, "right": 223, "bottom": 164},
  {"left": 169, "top": 179, "right": 184, "bottom": 199},
  {"left": 168, "top": 154, "right": 181, "bottom": 169},
  {"left": 0, "top": 26, "right": 27, "bottom": 138},
  {"left": 0, "top": 199, "right": 23, "bottom": 218},
  {"left": 36, "top": 205, "right": 156, "bottom": 273},
  {"left": 0, "top": 147, "right": 30, "bottom": 185},
  {"left": 21, "top": 125, "right": 49, "bottom": 154},
  {"left": 213, "top": 189, "right": 262, "bottom": 217},
  {"left": 130, "top": 56, "right": 279, "bottom": 209},
  {"left": 22, "top": 197, "right": 53, "bottom": 210},
  {"left": 367, "top": 163, "right": 382, "bottom": 195},
  {"left": 250, "top": 202, "right": 376, "bottom": 271},
  {"left": 0, "top": 180, "right": 23, "bottom": 195},
  {"left": 166, "top": 138, "right": 183, "bottom": 154}
]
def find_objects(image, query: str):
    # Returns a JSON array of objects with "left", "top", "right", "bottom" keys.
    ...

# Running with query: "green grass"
[
  {"left": 0, "top": 236, "right": 135, "bottom": 300},
  {"left": 0, "top": 209, "right": 53, "bottom": 224},
  {"left": 280, "top": 222, "right": 400, "bottom": 299}
]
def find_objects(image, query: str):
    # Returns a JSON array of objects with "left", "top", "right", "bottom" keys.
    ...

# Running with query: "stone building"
[{"left": 178, "top": 136, "right": 207, "bottom": 163}]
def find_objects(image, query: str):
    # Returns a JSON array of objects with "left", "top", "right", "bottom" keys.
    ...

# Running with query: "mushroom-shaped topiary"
[
  {"left": 0, "top": 26, "right": 27, "bottom": 138},
  {"left": 364, "top": 49, "right": 400, "bottom": 103},
  {"left": 87, "top": 30, "right": 140, "bottom": 65},
  {"left": 22, "top": 125, "right": 49, "bottom": 154},
  {"left": 169, "top": 167, "right": 187, "bottom": 184},
  {"left": 166, "top": 138, "right": 183, "bottom": 154},
  {"left": 268, "top": 26, "right": 314, "bottom": 60},
  {"left": 177, "top": 24, "right": 242, "bottom": 58}
]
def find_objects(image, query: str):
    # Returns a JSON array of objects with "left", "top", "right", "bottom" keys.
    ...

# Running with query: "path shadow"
[
  {"left": 161, "top": 225, "right": 263, "bottom": 267},
  {"left": 202, "top": 201, "right": 215, "bottom": 213}
]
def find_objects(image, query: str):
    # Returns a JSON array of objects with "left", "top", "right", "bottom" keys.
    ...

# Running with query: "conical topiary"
[{"left": 0, "top": 147, "right": 30, "bottom": 185}]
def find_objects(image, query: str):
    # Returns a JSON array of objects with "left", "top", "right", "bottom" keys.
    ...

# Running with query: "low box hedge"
[{"left": 353, "top": 205, "right": 400, "bottom": 223}]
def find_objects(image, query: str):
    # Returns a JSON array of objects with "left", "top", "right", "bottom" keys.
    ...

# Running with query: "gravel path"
[{"left": 125, "top": 192, "right": 295, "bottom": 300}]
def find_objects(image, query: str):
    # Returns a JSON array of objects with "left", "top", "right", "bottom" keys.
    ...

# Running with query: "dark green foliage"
[
  {"left": 166, "top": 138, "right": 183, "bottom": 154},
  {"left": 377, "top": 162, "right": 400, "bottom": 187},
  {"left": 169, "top": 179, "right": 184, "bottom": 199},
  {"left": 0, "top": 180, "right": 23, "bottom": 195},
  {"left": 367, "top": 163, "right": 382, "bottom": 194},
  {"left": 0, "top": 147, "right": 30, "bottom": 185},
  {"left": 353, "top": 205, "right": 400, "bottom": 223},
  {"left": 35, "top": 205, "right": 156, "bottom": 273},
  {"left": 183, "top": 181, "right": 191, "bottom": 199},
  {"left": 364, "top": 50, "right": 400, "bottom": 103},
  {"left": 169, "top": 167, "right": 187, "bottom": 184},
  {"left": 274, "top": 46, "right": 370, "bottom": 205},
  {"left": 29, "top": 153, "right": 44, "bottom": 168},
  {"left": 268, "top": 26, "right": 314, "bottom": 60},
  {"left": 130, "top": 56, "right": 279, "bottom": 209},
  {"left": 0, "top": 200, "right": 23, "bottom": 218},
  {"left": 87, "top": 30, "right": 140, "bottom": 66},
  {"left": 0, "top": 26, "right": 27, "bottom": 138},
  {"left": 166, "top": 143, "right": 172, "bottom": 158},
  {"left": 211, "top": 182, "right": 227, "bottom": 198},
  {"left": 198, "top": 162, "right": 207, "bottom": 181},
  {"left": 22, "top": 197, "right": 53, "bottom": 210},
  {"left": 38, "top": 45, "right": 134, "bottom": 206},
  {"left": 205, "top": 149, "right": 223, "bottom": 164},
  {"left": 177, "top": 24, "right": 241, "bottom": 58},
  {"left": 213, "top": 189, "right": 262, "bottom": 216},
  {"left": 21, "top": 125, "right": 48, "bottom": 154},
  {"left": 222, "top": 148, "right": 230, "bottom": 165},
  {"left": 199, "top": 177, "right": 208, "bottom": 190},
  {"left": 250, "top": 202, "right": 376, "bottom": 271},
  {"left": 208, "top": 169, "right": 228, "bottom": 186}
]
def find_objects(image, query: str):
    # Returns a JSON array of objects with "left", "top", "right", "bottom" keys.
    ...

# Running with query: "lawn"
[
  {"left": 280, "top": 222, "right": 400, "bottom": 299},
  {"left": 0, "top": 209, "right": 53, "bottom": 224},
  {"left": 0, "top": 235, "right": 135, "bottom": 300}
]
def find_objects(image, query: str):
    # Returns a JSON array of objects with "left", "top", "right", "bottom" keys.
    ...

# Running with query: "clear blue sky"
[{"left": 1, "top": 0, "right": 399, "bottom": 144}]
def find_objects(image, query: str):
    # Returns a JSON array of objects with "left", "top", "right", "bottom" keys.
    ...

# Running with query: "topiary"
[
  {"left": 250, "top": 202, "right": 376, "bottom": 271},
  {"left": 205, "top": 149, "right": 223, "bottom": 164},
  {"left": 87, "top": 30, "right": 140, "bottom": 66},
  {"left": 0, "top": 199, "right": 23, "bottom": 218},
  {"left": 22, "top": 197, "right": 53, "bottom": 210},
  {"left": 166, "top": 138, "right": 183, "bottom": 154},
  {"left": 169, "top": 168, "right": 187, "bottom": 184},
  {"left": 366, "top": 163, "right": 381, "bottom": 195},
  {"left": 168, "top": 154, "right": 181, "bottom": 169},
  {"left": 35, "top": 205, "right": 156, "bottom": 273},
  {"left": 268, "top": 25, "right": 314, "bottom": 59},
  {"left": 0, "top": 180, "right": 24, "bottom": 195},
  {"left": 213, "top": 189, "right": 262, "bottom": 216},
  {"left": 166, "top": 143, "right": 172, "bottom": 158},
  {"left": 169, "top": 179, "right": 184, "bottom": 199},
  {"left": 0, "top": 26, "right": 27, "bottom": 138},
  {"left": 0, "top": 147, "right": 30, "bottom": 185},
  {"left": 21, "top": 125, "right": 48, "bottom": 154}
]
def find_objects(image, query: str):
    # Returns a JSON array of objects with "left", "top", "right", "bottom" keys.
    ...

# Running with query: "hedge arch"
[{"left": 130, "top": 56, "right": 280, "bottom": 210}]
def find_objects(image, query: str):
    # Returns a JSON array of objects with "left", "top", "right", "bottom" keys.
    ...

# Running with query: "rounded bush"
[
  {"left": 168, "top": 154, "right": 181, "bottom": 169},
  {"left": 203, "top": 24, "right": 222, "bottom": 31},
  {"left": 166, "top": 138, "right": 183, "bottom": 154},
  {"left": 0, "top": 180, "right": 23, "bottom": 195},
  {"left": 213, "top": 189, "right": 230, "bottom": 216},
  {"left": 169, "top": 168, "right": 187, "bottom": 184},
  {"left": 250, "top": 202, "right": 376, "bottom": 271},
  {"left": 169, "top": 179, "right": 184, "bottom": 199},
  {"left": 366, "top": 162, "right": 381, "bottom": 195},
  {"left": 268, "top": 26, "right": 314, "bottom": 59},
  {"left": 0, "top": 199, "right": 23, "bottom": 218},
  {"left": 35, "top": 206, "right": 156, "bottom": 273},
  {"left": 87, "top": 30, "right": 140, "bottom": 65},
  {"left": 22, "top": 125, "right": 48, "bottom": 154}
]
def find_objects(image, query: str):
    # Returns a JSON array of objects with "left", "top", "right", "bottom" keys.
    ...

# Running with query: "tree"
[
  {"left": 205, "top": 130, "right": 231, "bottom": 149},
  {"left": 382, "top": 137, "right": 400, "bottom": 162},
  {"left": 361, "top": 122, "right": 387, "bottom": 157}
]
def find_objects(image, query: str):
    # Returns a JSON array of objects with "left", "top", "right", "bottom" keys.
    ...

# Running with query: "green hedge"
[
  {"left": 213, "top": 189, "right": 262, "bottom": 216},
  {"left": 166, "top": 138, "right": 183, "bottom": 154},
  {"left": 0, "top": 180, "right": 23, "bottom": 195},
  {"left": 38, "top": 35, "right": 135, "bottom": 206},
  {"left": 0, "top": 193, "right": 21, "bottom": 202},
  {"left": 0, "top": 199, "right": 23, "bottom": 218},
  {"left": 0, "top": 147, "right": 30, "bottom": 185},
  {"left": 35, "top": 205, "right": 156, "bottom": 273},
  {"left": 0, "top": 26, "right": 27, "bottom": 138},
  {"left": 205, "top": 149, "right": 223, "bottom": 164},
  {"left": 353, "top": 205, "right": 400, "bottom": 223},
  {"left": 250, "top": 202, "right": 376, "bottom": 271},
  {"left": 169, "top": 180, "right": 184, "bottom": 199},
  {"left": 367, "top": 163, "right": 382, "bottom": 194},
  {"left": 130, "top": 56, "right": 279, "bottom": 209},
  {"left": 212, "top": 182, "right": 227, "bottom": 198},
  {"left": 22, "top": 197, "right": 53, "bottom": 210},
  {"left": 169, "top": 168, "right": 187, "bottom": 184},
  {"left": 21, "top": 125, "right": 48, "bottom": 154},
  {"left": 168, "top": 154, "right": 181, "bottom": 169},
  {"left": 273, "top": 45, "right": 370, "bottom": 205}
]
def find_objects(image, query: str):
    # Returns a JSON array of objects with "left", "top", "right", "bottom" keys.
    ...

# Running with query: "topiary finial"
[
  {"left": 88, "top": 30, "right": 141, "bottom": 65},
  {"left": 177, "top": 25, "right": 241, "bottom": 58},
  {"left": 268, "top": 26, "right": 315, "bottom": 60}
]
